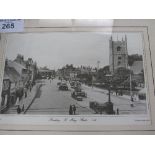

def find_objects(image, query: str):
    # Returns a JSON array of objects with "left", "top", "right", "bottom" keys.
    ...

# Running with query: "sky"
[{"left": 5, "top": 32, "right": 143, "bottom": 70}]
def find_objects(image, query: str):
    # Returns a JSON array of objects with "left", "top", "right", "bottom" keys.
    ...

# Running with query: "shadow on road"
[{"left": 35, "top": 84, "right": 44, "bottom": 98}]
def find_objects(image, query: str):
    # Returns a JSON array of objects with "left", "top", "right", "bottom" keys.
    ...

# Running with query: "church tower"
[{"left": 109, "top": 35, "right": 128, "bottom": 74}]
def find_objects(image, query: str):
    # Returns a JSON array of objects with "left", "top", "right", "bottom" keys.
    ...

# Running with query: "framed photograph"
[{"left": 0, "top": 19, "right": 155, "bottom": 133}]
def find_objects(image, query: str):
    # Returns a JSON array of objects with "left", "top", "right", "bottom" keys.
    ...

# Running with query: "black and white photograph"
[{"left": 0, "top": 31, "right": 148, "bottom": 116}]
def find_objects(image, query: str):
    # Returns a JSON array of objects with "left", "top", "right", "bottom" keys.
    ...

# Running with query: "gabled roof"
[
  {"left": 4, "top": 67, "right": 21, "bottom": 82},
  {"left": 7, "top": 60, "right": 26, "bottom": 75}
]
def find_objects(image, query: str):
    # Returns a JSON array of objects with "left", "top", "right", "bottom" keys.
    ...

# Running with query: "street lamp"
[
  {"left": 97, "top": 60, "right": 100, "bottom": 71},
  {"left": 106, "top": 74, "right": 112, "bottom": 103},
  {"left": 104, "top": 74, "right": 114, "bottom": 114},
  {"left": 128, "top": 66, "right": 134, "bottom": 107}
]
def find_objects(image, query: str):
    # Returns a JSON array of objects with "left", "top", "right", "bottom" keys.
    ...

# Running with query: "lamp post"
[
  {"left": 106, "top": 74, "right": 112, "bottom": 103},
  {"left": 105, "top": 74, "right": 114, "bottom": 114},
  {"left": 128, "top": 66, "right": 134, "bottom": 107}
]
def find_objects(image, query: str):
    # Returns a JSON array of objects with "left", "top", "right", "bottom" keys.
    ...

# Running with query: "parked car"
[
  {"left": 89, "top": 101, "right": 115, "bottom": 114},
  {"left": 138, "top": 88, "right": 146, "bottom": 101}
]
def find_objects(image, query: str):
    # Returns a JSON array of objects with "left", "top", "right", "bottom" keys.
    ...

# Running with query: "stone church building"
[
  {"left": 109, "top": 35, "right": 144, "bottom": 87},
  {"left": 109, "top": 36, "right": 128, "bottom": 73}
]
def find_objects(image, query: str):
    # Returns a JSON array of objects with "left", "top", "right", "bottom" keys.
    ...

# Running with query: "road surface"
[
  {"left": 25, "top": 78, "right": 148, "bottom": 115},
  {"left": 26, "top": 79, "right": 93, "bottom": 115}
]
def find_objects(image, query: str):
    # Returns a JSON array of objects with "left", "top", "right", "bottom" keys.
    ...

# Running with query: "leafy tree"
[
  {"left": 122, "top": 79, "right": 137, "bottom": 89},
  {"left": 42, "top": 66, "right": 49, "bottom": 70},
  {"left": 97, "top": 65, "right": 110, "bottom": 82},
  {"left": 128, "top": 54, "right": 143, "bottom": 66},
  {"left": 77, "top": 73, "right": 92, "bottom": 83},
  {"left": 112, "top": 67, "right": 131, "bottom": 87}
]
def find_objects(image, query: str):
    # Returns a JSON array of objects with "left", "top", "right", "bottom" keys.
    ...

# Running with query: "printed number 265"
[{"left": 2, "top": 23, "right": 14, "bottom": 29}]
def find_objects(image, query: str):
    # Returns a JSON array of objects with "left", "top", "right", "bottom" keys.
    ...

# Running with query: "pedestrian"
[
  {"left": 73, "top": 105, "right": 76, "bottom": 115},
  {"left": 24, "top": 87, "right": 27, "bottom": 98},
  {"left": 116, "top": 89, "right": 118, "bottom": 96},
  {"left": 15, "top": 96, "right": 19, "bottom": 106},
  {"left": 116, "top": 108, "right": 119, "bottom": 115},
  {"left": 120, "top": 90, "right": 123, "bottom": 96},
  {"left": 69, "top": 105, "right": 73, "bottom": 115},
  {"left": 30, "top": 84, "right": 32, "bottom": 92},
  {"left": 22, "top": 104, "right": 25, "bottom": 112},
  {"left": 17, "top": 105, "right": 21, "bottom": 114}
]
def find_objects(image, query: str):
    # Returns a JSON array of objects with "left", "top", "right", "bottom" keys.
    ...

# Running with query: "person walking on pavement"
[
  {"left": 73, "top": 105, "right": 76, "bottom": 115},
  {"left": 29, "top": 81, "right": 32, "bottom": 92},
  {"left": 17, "top": 105, "right": 21, "bottom": 114},
  {"left": 24, "top": 86, "right": 27, "bottom": 98},
  {"left": 116, "top": 108, "right": 119, "bottom": 115},
  {"left": 69, "top": 105, "right": 73, "bottom": 115},
  {"left": 22, "top": 104, "right": 25, "bottom": 112}
]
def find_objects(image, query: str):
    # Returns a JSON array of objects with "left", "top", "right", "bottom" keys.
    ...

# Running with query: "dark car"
[
  {"left": 73, "top": 88, "right": 87, "bottom": 98},
  {"left": 57, "top": 82, "right": 61, "bottom": 86},
  {"left": 71, "top": 91, "right": 83, "bottom": 101},
  {"left": 76, "top": 96, "right": 83, "bottom": 101},
  {"left": 80, "top": 90, "right": 87, "bottom": 98},
  {"left": 59, "top": 83, "right": 68, "bottom": 90}
]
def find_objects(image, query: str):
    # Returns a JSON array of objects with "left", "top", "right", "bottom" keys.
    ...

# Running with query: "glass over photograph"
[{"left": 0, "top": 32, "right": 147, "bottom": 115}]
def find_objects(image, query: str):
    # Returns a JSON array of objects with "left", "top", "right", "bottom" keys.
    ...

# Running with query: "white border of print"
[{"left": 0, "top": 26, "right": 154, "bottom": 131}]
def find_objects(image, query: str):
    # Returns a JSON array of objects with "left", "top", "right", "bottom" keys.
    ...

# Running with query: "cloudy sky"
[{"left": 5, "top": 32, "right": 143, "bottom": 69}]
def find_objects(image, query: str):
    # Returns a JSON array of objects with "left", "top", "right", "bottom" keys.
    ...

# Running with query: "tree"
[
  {"left": 42, "top": 66, "right": 49, "bottom": 70},
  {"left": 112, "top": 67, "right": 131, "bottom": 87},
  {"left": 77, "top": 73, "right": 92, "bottom": 83},
  {"left": 65, "top": 64, "right": 74, "bottom": 70},
  {"left": 123, "top": 79, "right": 137, "bottom": 90},
  {"left": 97, "top": 65, "right": 110, "bottom": 82},
  {"left": 128, "top": 54, "right": 143, "bottom": 66}
]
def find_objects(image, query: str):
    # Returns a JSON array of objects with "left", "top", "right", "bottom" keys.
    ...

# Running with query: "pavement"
[{"left": 5, "top": 83, "right": 39, "bottom": 114}]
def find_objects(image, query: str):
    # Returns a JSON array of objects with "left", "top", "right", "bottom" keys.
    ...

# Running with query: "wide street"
[
  {"left": 26, "top": 79, "right": 93, "bottom": 115},
  {"left": 25, "top": 78, "right": 147, "bottom": 115}
]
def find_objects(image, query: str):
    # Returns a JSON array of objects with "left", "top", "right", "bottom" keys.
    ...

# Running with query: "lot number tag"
[{"left": 0, "top": 19, "right": 24, "bottom": 32}]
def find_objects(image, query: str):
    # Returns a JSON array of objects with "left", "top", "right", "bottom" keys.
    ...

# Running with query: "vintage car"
[
  {"left": 89, "top": 101, "right": 115, "bottom": 114},
  {"left": 71, "top": 91, "right": 83, "bottom": 101},
  {"left": 59, "top": 83, "right": 68, "bottom": 91},
  {"left": 76, "top": 96, "right": 83, "bottom": 101},
  {"left": 57, "top": 82, "right": 61, "bottom": 86},
  {"left": 73, "top": 88, "right": 87, "bottom": 98},
  {"left": 79, "top": 90, "right": 87, "bottom": 98}
]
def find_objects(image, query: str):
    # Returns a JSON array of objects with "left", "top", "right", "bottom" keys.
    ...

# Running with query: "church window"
[
  {"left": 118, "top": 56, "right": 122, "bottom": 60},
  {"left": 117, "top": 46, "right": 121, "bottom": 51},
  {"left": 117, "top": 61, "right": 121, "bottom": 66}
]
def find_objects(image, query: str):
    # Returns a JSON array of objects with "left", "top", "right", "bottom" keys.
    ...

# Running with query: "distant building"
[
  {"left": 14, "top": 54, "right": 26, "bottom": 67},
  {"left": 14, "top": 54, "right": 38, "bottom": 82},
  {"left": 38, "top": 68, "right": 55, "bottom": 78},
  {"left": 109, "top": 36, "right": 128, "bottom": 73}
]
